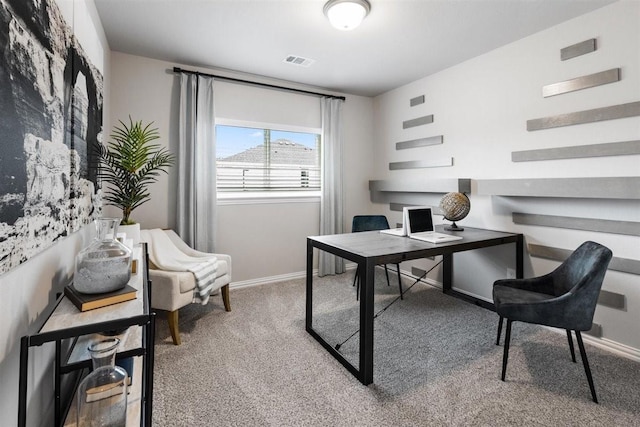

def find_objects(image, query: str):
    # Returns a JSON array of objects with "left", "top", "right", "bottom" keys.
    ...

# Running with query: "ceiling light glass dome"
[{"left": 324, "top": 0, "right": 371, "bottom": 31}]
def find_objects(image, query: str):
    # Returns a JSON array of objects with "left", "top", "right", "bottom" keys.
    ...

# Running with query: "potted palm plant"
[{"left": 96, "top": 117, "right": 175, "bottom": 241}]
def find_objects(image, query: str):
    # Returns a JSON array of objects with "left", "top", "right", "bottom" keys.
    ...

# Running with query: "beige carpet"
[{"left": 152, "top": 272, "right": 640, "bottom": 426}]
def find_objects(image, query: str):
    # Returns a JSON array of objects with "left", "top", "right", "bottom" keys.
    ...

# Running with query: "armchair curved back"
[{"left": 550, "top": 241, "right": 612, "bottom": 330}]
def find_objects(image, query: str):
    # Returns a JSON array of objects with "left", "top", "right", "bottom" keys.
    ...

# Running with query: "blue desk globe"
[{"left": 439, "top": 192, "right": 470, "bottom": 231}]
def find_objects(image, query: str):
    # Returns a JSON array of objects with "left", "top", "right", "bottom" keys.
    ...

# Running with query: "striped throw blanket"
[{"left": 141, "top": 229, "right": 218, "bottom": 305}]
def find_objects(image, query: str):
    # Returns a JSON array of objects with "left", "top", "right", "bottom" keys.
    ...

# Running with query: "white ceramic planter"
[{"left": 118, "top": 223, "right": 141, "bottom": 245}]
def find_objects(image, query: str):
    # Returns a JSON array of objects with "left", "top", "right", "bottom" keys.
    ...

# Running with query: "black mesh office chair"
[
  {"left": 351, "top": 215, "right": 403, "bottom": 300},
  {"left": 493, "top": 241, "right": 612, "bottom": 403}
]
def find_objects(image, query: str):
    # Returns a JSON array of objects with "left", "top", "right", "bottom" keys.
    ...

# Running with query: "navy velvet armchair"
[{"left": 493, "top": 241, "right": 612, "bottom": 403}]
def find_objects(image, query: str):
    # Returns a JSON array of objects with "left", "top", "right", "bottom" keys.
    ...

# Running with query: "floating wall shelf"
[
  {"left": 369, "top": 178, "right": 471, "bottom": 194},
  {"left": 512, "top": 140, "right": 640, "bottom": 162},
  {"left": 477, "top": 177, "right": 640, "bottom": 199},
  {"left": 410, "top": 95, "right": 425, "bottom": 107},
  {"left": 396, "top": 135, "right": 443, "bottom": 150},
  {"left": 403, "top": 114, "right": 434, "bottom": 129},
  {"left": 513, "top": 213, "right": 640, "bottom": 236},
  {"left": 561, "top": 38, "right": 597, "bottom": 60},
  {"left": 389, "top": 158, "right": 453, "bottom": 170},
  {"left": 528, "top": 243, "right": 640, "bottom": 276},
  {"left": 526, "top": 101, "right": 640, "bottom": 131},
  {"left": 369, "top": 179, "right": 471, "bottom": 205},
  {"left": 369, "top": 178, "right": 471, "bottom": 207},
  {"left": 542, "top": 68, "right": 620, "bottom": 98}
]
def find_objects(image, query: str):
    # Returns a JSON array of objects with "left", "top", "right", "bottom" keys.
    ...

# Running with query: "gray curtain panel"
[
  {"left": 177, "top": 73, "right": 217, "bottom": 252},
  {"left": 319, "top": 97, "right": 345, "bottom": 276}
]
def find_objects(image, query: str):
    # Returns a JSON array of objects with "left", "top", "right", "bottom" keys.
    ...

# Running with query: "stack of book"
[{"left": 64, "top": 284, "right": 137, "bottom": 312}]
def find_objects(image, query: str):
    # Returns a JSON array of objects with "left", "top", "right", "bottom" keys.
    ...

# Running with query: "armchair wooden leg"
[
  {"left": 221, "top": 284, "right": 231, "bottom": 312},
  {"left": 167, "top": 310, "right": 181, "bottom": 346}
]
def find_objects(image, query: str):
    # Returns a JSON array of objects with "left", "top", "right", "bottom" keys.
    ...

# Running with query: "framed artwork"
[{"left": 0, "top": 0, "right": 103, "bottom": 274}]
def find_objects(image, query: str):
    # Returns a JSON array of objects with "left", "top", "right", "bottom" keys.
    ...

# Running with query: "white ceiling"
[{"left": 94, "top": 0, "right": 616, "bottom": 97}]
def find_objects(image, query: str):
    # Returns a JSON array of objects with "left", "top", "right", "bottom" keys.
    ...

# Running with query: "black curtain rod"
[{"left": 173, "top": 67, "right": 346, "bottom": 101}]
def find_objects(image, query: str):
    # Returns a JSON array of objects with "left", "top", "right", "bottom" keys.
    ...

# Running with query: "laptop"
[{"left": 405, "top": 206, "right": 462, "bottom": 243}]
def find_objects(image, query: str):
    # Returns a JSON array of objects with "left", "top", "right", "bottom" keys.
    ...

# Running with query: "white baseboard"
[
  {"left": 568, "top": 331, "right": 640, "bottom": 363},
  {"left": 229, "top": 270, "right": 315, "bottom": 289},
  {"left": 230, "top": 264, "right": 362, "bottom": 289},
  {"left": 230, "top": 269, "right": 640, "bottom": 360}
]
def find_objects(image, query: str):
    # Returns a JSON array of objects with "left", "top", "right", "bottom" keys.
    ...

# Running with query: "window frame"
[{"left": 215, "top": 118, "right": 322, "bottom": 203}]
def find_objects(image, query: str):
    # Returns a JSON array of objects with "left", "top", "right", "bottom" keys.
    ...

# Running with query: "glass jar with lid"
[
  {"left": 74, "top": 218, "right": 132, "bottom": 294},
  {"left": 76, "top": 338, "right": 128, "bottom": 426}
]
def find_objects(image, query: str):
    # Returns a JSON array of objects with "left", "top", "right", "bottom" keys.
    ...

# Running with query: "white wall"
[
  {"left": 0, "top": 1, "right": 110, "bottom": 425},
  {"left": 107, "top": 52, "right": 375, "bottom": 283},
  {"left": 372, "top": 1, "right": 640, "bottom": 354}
]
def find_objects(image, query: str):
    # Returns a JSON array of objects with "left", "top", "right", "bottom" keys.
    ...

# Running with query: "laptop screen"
[{"left": 407, "top": 207, "right": 434, "bottom": 233}]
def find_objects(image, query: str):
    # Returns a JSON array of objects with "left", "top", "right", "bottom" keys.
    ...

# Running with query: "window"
[{"left": 216, "top": 124, "right": 321, "bottom": 193}]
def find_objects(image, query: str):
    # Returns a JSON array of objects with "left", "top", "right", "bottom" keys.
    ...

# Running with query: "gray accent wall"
[{"left": 372, "top": 1, "right": 640, "bottom": 355}]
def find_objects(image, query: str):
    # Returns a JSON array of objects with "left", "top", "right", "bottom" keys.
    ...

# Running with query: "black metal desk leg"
[
  {"left": 145, "top": 313, "right": 156, "bottom": 426},
  {"left": 18, "top": 337, "right": 28, "bottom": 427},
  {"left": 359, "top": 259, "right": 375, "bottom": 385},
  {"left": 442, "top": 253, "right": 453, "bottom": 293},
  {"left": 516, "top": 235, "right": 524, "bottom": 279},
  {"left": 54, "top": 341, "right": 62, "bottom": 425},
  {"left": 305, "top": 239, "right": 314, "bottom": 331}
]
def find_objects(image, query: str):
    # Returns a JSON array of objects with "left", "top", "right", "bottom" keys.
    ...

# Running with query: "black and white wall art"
[{"left": 0, "top": 0, "right": 103, "bottom": 274}]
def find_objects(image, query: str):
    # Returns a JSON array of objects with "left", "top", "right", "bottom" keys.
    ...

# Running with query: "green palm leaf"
[{"left": 95, "top": 117, "right": 175, "bottom": 224}]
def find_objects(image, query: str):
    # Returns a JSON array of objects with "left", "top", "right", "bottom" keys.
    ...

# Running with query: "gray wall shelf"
[
  {"left": 369, "top": 179, "right": 471, "bottom": 205},
  {"left": 561, "top": 38, "right": 597, "bottom": 61},
  {"left": 528, "top": 243, "right": 640, "bottom": 276},
  {"left": 513, "top": 212, "right": 640, "bottom": 236},
  {"left": 542, "top": 68, "right": 620, "bottom": 97},
  {"left": 526, "top": 101, "right": 640, "bottom": 131},
  {"left": 389, "top": 158, "right": 453, "bottom": 170},
  {"left": 396, "top": 135, "right": 443, "bottom": 150},
  {"left": 512, "top": 140, "right": 640, "bottom": 162},
  {"left": 403, "top": 114, "right": 434, "bottom": 129},
  {"left": 410, "top": 95, "right": 425, "bottom": 107},
  {"left": 369, "top": 178, "right": 471, "bottom": 194},
  {"left": 477, "top": 177, "right": 640, "bottom": 199}
]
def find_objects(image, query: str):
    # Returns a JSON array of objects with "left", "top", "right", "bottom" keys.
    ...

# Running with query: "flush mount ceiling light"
[{"left": 323, "top": 0, "right": 371, "bottom": 31}]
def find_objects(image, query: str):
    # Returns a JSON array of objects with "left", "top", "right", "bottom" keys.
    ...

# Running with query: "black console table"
[
  {"left": 18, "top": 244, "right": 155, "bottom": 426},
  {"left": 306, "top": 226, "right": 523, "bottom": 385}
]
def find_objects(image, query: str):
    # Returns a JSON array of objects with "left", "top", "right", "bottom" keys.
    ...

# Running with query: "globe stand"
[
  {"left": 445, "top": 221, "right": 464, "bottom": 232},
  {"left": 440, "top": 192, "right": 471, "bottom": 233}
]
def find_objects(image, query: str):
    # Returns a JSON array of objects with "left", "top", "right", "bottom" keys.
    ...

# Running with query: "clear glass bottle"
[
  {"left": 74, "top": 218, "right": 132, "bottom": 294},
  {"left": 77, "top": 338, "right": 128, "bottom": 427}
]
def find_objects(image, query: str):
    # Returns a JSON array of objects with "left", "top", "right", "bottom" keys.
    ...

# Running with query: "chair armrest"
[
  {"left": 501, "top": 291, "right": 593, "bottom": 330},
  {"left": 148, "top": 269, "right": 189, "bottom": 312},
  {"left": 164, "top": 230, "right": 230, "bottom": 261},
  {"left": 494, "top": 272, "right": 555, "bottom": 295}
]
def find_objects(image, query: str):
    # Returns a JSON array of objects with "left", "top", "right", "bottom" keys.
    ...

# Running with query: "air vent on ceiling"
[{"left": 283, "top": 55, "right": 315, "bottom": 67}]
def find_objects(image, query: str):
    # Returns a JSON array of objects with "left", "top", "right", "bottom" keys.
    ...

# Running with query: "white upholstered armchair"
[{"left": 140, "top": 229, "right": 232, "bottom": 345}]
